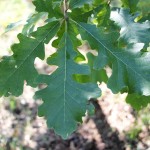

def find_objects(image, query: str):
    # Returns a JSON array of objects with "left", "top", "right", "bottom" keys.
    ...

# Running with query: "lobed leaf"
[
  {"left": 126, "top": 94, "right": 150, "bottom": 110},
  {"left": 73, "top": 21, "right": 150, "bottom": 96},
  {"left": 22, "top": 12, "right": 47, "bottom": 36},
  {"left": 0, "top": 21, "right": 60, "bottom": 97},
  {"left": 35, "top": 24, "right": 101, "bottom": 138},
  {"left": 0, "top": 34, "right": 44, "bottom": 96},
  {"left": 31, "top": 21, "right": 61, "bottom": 44},
  {"left": 33, "top": 0, "right": 63, "bottom": 18},
  {"left": 69, "top": 1, "right": 111, "bottom": 25},
  {"left": 74, "top": 53, "right": 108, "bottom": 83},
  {"left": 110, "top": 8, "right": 150, "bottom": 47}
]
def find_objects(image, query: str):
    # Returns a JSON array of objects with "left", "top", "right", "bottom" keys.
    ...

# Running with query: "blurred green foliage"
[
  {"left": 0, "top": 0, "right": 33, "bottom": 56},
  {"left": 0, "top": 0, "right": 33, "bottom": 27},
  {"left": 138, "top": 0, "right": 150, "bottom": 14}
]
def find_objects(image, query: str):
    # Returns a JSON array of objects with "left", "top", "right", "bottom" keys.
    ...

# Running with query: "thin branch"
[{"left": 63, "top": 0, "right": 68, "bottom": 20}]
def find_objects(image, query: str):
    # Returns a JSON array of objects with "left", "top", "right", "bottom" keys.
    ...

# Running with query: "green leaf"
[
  {"left": 0, "top": 21, "right": 60, "bottom": 97},
  {"left": 69, "top": 1, "right": 111, "bottom": 25},
  {"left": 33, "top": 0, "right": 63, "bottom": 18},
  {"left": 126, "top": 94, "right": 150, "bottom": 110},
  {"left": 110, "top": 9, "right": 150, "bottom": 47},
  {"left": 32, "top": 0, "right": 51, "bottom": 12},
  {"left": 4, "top": 12, "right": 47, "bottom": 35},
  {"left": 69, "top": 0, "right": 93, "bottom": 9},
  {"left": 73, "top": 21, "right": 150, "bottom": 95},
  {"left": 95, "top": 4, "right": 111, "bottom": 26},
  {"left": 120, "top": 0, "right": 140, "bottom": 13},
  {"left": 73, "top": 53, "right": 108, "bottom": 83},
  {"left": 5, "top": 20, "right": 24, "bottom": 33},
  {"left": 52, "top": 0, "right": 63, "bottom": 8},
  {"left": 0, "top": 34, "right": 44, "bottom": 97},
  {"left": 22, "top": 12, "right": 47, "bottom": 36},
  {"left": 31, "top": 21, "right": 61, "bottom": 44},
  {"left": 87, "top": 53, "right": 108, "bottom": 83},
  {"left": 138, "top": 0, "right": 150, "bottom": 15},
  {"left": 35, "top": 26, "right": 101, "bottom": 138}
]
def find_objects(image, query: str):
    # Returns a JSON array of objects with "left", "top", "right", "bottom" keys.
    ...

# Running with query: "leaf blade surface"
[{"left": 35, "top": 29, "right": 101, "bottom": 138}]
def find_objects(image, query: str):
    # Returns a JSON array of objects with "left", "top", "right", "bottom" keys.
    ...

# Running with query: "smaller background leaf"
[
  {"left": 126, "top": 94, "right": 150, "bottom": 110},
  {"left": 120, "top": 0, "right": 140, "bottom": 13}
]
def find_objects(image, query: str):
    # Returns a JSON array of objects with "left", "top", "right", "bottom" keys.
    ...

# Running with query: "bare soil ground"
[{"left": 0, "top": 84, "right": 150, "bottom": 150}]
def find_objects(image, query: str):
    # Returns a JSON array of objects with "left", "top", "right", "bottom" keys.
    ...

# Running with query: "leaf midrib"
[{"left": 63, "top": 32, "right": 67, "bottom": 129}]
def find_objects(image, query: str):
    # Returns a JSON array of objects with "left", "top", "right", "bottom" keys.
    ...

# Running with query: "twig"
[{"left": 63, "top": 0, "right": 68, "bottom": 20}]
